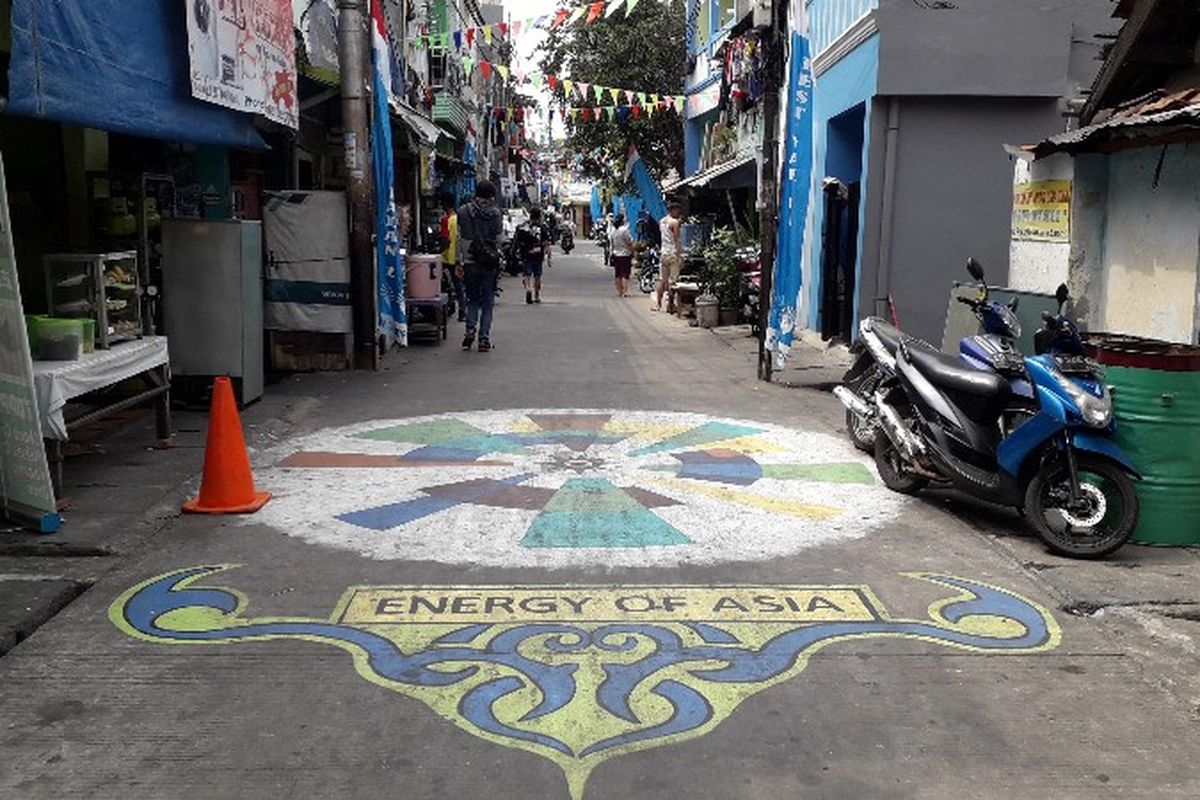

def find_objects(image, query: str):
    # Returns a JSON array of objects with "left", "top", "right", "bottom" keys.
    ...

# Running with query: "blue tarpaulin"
[
  {"left": 590, "top": 185, "right": 603, "bottom": 223},
  {"left": 628, "top": 151, "right": 667, "bottom": 223},
  {"left": 7, "top": 1, "right": 265, "bottom": 148},
  {"left": 622, "top": 195, "right": 643, "bottom": 239}
]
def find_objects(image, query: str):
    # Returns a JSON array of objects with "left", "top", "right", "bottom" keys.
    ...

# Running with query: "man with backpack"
[
  {"left": 456, "top": 181, "right": 504, "bottom": 352},
  {"left": 515, "top": 207, "right": 553, "bottom": 304}
]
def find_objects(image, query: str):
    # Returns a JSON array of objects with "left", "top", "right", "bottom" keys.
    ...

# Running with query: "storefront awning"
[
  {"left": 393, "top": 103, "right": 444, "bottom": 148},
  {"left": 671, "top": 154, "right": 758, "bottom": 192},
  {"left": 6, "top": 1, "right": 265, "bottom": 149}
]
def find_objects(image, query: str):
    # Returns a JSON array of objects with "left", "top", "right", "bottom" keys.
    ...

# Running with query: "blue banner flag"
[
  {"left": 768, "top": 30, "right": 814, "bottom": 366},
  {"left": 372, "top": 0, "right": 407, "bottom": 345}
]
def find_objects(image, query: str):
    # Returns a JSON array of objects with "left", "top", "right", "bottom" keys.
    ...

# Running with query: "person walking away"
[
  {"left": 457, "top": 181, "right": 504, "bottom": 352},
  {"left": 516, "top": 207, "right": 553, "bottom": 304},
  {"left": 656, "top": 202, "right": 684, "bottom": 312},
  {"left": 609, "top": 214, "right": 635, "bottom": 297},
  {"left": 439, "top": 193, "right": 466, "bottom": 321}
]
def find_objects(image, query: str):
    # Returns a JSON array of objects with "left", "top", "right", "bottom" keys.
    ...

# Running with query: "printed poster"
[
  {"left": 186, "top": 0, "right": 299, "bottom": 128},
  {"left": 1013, "top": 180, "right": 1071, "bottom": 242}
]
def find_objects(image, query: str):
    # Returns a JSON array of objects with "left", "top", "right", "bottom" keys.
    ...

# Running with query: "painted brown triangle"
[{"left": 527, "top": 414, "right": 612, "bottom": 431}]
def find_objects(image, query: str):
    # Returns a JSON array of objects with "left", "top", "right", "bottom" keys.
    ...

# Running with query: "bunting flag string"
[
  {"left": 452, "top": 53, "right": 684, "bottom": 116},
  {"left": 412, "top": 0, "right": 642, "bottom": 51}
]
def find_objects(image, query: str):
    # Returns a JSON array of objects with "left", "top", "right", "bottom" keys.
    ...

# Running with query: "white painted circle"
[{"left": 250, "top": 409, "right": 908, "bottom": 568}]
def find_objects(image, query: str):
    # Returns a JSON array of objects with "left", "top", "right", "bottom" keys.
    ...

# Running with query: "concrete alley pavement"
[{"left": 2, "top": 242, "right": 1199, "bottom": 800}]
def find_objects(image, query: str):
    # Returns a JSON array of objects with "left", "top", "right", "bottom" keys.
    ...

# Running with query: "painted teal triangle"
[
  {"left": 521, "top": 478, "right": 691, "bottom": 548},
  {"left": 630, "top": 422, "right": 766, "bottom": 456}
]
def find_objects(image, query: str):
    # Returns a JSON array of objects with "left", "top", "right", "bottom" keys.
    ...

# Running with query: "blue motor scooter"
[{"left": 872, "top": 262, "right": 1140, "bottom": 558}]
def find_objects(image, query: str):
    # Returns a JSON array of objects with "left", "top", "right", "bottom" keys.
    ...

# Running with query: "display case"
[{"left": 43, "top": 251, "right": 142, "bottom": 349}]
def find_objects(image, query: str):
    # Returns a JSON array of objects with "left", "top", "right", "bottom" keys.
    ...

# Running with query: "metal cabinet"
[{"left": 161, "top": 220, "right": 263, "bottom": 404}]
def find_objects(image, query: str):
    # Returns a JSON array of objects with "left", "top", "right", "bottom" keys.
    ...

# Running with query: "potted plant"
[{"left": 702, "top": 228, "right": 750, "bottom": 326}]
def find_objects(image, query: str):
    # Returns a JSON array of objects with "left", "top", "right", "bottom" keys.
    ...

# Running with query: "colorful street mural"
[
  {"left": 254, "top": 410, "right": 910, "bottom": 566},
  {"left": 111, "top": 567, "right": 1061, "bottom": 800}
]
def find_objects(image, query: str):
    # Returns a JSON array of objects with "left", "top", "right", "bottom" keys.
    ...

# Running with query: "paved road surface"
[{"left": 2, "top": 243, "right": 1198, "bottom": 800}]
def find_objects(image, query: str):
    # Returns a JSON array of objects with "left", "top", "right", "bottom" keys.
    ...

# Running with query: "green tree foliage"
[{"left": 539, "top": 0, "right": 686, "bottom": 184}]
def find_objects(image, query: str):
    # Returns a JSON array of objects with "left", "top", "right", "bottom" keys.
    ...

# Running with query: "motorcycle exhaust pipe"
[
  {"left": 833, "top": 386, "right": 872, "bottom": 418},
  {"left": 875, "top": 396, "right": 925, "bottom": 463}
]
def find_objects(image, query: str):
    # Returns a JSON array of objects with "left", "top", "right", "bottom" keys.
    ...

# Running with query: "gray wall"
[
  {"left": 859, "top": 96, "right": 1063, "bottom": 345},
  {"left": 875, "top": 0, "right": 1119, "bottom": 107}
]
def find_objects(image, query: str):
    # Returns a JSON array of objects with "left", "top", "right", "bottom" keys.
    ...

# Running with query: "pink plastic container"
[{"left": 405, "top": 254, "right": 443, "bottom": 300}]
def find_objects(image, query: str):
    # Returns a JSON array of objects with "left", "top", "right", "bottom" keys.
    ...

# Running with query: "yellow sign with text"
[
  {"left": 1013, "top": 180, "right": 1071, "bottom": 242},
  {"left": 338, "top": 586, "right": 882, "bottom": 625}
]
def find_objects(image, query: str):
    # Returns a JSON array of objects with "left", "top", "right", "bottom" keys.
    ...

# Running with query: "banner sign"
[
  {"left": 0, "top": 156, "right": 61, "bottom": 532},
  {"left": 1012, "top": 180, "right": 1071, "bottom": 243},
  {"left": 372, "top": 0, "right": 407, "bottom": 346},
  {"left": 767, "top": 27, "right": 815, "bottom": 367},
  {"left": 185, "top": 0, "right": 299, "bottom": 128}
]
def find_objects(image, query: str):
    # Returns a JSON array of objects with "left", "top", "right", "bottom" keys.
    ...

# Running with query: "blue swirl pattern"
[{"left": 117, "top": 568, "right": 1054, "bottom": 758}]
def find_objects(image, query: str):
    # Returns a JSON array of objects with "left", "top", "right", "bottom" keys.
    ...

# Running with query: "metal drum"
[{"left": 1087, "top": 335, "right": 1200, "bottom": 545}]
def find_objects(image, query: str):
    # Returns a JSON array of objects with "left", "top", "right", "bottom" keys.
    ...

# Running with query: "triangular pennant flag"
[
  {"left": 626, "top": 0, "right": 641, "bottom": 14},
  {"left": 497, "top": 64, "right": 509, "bottom": 82},
  {"left": 453, "top": 30, "right": 463, "bottom": 50},
  {"left": 553, "top": 8, "right": 572, "bottom": 28},
  {"left": 608, "top": 107, "right": 617, "bottom": 121},
  {"left": 651, "top": 93, "right": 660, "bottom": 105},
  {"left": 462, "top": 55, "right": 475, "bottom": 74},
  {"left": 582, "top": 107, "right": 592, "bottom": 121},
  {"left": 675, "top": 96, "right": 685, "bottom": 113},
  {"left": 563, "top": 79, "right": 574, "bottom": 96},
  {"left": 586, "top": 2, "right": 604, "bottom": 24},
  {"left": 569, "top": 6, "right": 587, "bottom": 24},
  {"left": 483, "top": 25, "right": 493, "bottom": 45},
  {"left": 578, "top": 81, "right": 591, "bottom": 97},
  {"left": 609, "top": 87, "right": 620, "bottom": 104},
  {"left": 631, "top": 105, "right": 642, "bottom": 118},
  {"left": 513, "top": 20, "right": 522, "bottom": 35},
  {"left": 514, "top": 68, "right": 527, "bottom": 83},
  {"left": 466, "top": 28, "right": 476, "bottom": 47},
  {"left": 593, "top": 85, "right": 604, "bottom": 103},
  {"left": 625, "top": 89, "right": 636, "bottom": 104},
  {"left": 646, "top": 102, "right": 655, "bottom": 118},
  {"left": 480, "top": 60, "right": 492, "bottom": 79},
  {"left": 560, "top": 107, "right": 567, "bottom": 121},
  {"left": 606, "top": 0, "right": 624, "bottom": 18},
  {"left": 499, "top": 22, "right": 509, "bottom": 36},
  {"left": 547, "top": 74, "right": 559, "bottom": 90}
]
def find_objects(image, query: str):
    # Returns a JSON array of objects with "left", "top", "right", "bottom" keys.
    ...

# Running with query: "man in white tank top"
[{"left": 656, "top": 202, "right": 684, "bottom": 312}]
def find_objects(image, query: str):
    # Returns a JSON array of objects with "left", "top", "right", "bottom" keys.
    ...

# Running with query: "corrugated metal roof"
[
  {"left": 1028, "top": 98, "right": 1200, "bottom": 157},
  {"left": 667, "top": 153, "right": 757, "bottom": 191}
]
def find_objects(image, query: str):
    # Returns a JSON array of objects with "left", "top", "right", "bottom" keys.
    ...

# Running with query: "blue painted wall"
[{"left": 803, "top": 33, "right": 880, "bottom": 333}]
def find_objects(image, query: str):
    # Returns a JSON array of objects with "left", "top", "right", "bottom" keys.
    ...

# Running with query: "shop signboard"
[
  {"left": 1013, "top": 180, "right": 1071, "bottom": 243},
  {"left": 0, "top": 156, "right": 61, "bottom": 533},
  {"left": 186, "top": 0, "right": 299, "bottom": 128}
]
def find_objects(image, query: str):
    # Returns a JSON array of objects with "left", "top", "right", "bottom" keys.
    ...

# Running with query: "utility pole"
[
  {"left": 338, "top": 0, "right": 379, "bottom": 370},
  {"left": 756, "top": 0, "right": 785, "bottom": 382}
]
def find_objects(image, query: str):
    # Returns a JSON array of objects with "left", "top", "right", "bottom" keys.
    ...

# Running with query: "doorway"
[{"left": 819, "top": 104, "right": 866, "bottom": 343}]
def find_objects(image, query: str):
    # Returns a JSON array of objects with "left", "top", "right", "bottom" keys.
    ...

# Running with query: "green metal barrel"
[{"left": 1088, "top": 336, "right": 1200, "bottom": 545}]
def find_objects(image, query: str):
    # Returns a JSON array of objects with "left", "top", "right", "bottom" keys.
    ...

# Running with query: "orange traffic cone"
[{"left": 183, "top": 377, "right": 271, "bottom": 514}]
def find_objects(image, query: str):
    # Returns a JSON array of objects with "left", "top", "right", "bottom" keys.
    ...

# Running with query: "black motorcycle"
[
  {"left": 561, "top": 228, "right": 575, "bottom": 254},
  {"left": 637, "top": 246, "right": 660, "bottom": 294}
]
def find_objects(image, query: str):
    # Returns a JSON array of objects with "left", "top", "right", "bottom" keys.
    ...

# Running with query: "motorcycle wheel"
[
  {"left": 639, "top": 270, "right": 656, "bottom": 294},
  {"left": 1023, "top": 453, "right": 1138, "bottom": 559},
  {"left": 873, "top": 430, "right": 928, "bottom": 495},
  {"left": 846, "top": 369, "right": 882, "bottom": 453}
]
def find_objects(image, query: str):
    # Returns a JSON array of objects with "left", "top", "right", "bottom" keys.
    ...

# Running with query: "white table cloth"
[{"left": 32, "top": 337, "right": 169, "bottom": 440}]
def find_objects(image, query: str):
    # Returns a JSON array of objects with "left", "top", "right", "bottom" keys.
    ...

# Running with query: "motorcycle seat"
[
  {"left": 904, "top": 342, "right": 1011, "bottom": 399},
  {"left": 868, "top": 319, "right": 902, "bottom": 356}
]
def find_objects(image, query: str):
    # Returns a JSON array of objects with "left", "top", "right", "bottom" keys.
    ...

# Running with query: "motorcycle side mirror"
[
  {"left": 966, "top": 258, "right": 985, "bottom": 282},
  {"left": 1007, "top": 296, "right": 1020, "bottom": 311},
  {"left": 1055, "top": 283, "right": 1069, "bottom": 309}
]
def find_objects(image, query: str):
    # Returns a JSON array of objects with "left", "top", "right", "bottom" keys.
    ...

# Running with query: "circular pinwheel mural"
[{"left": 255, "top": 410, "right": 908, "bottom": 566}]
